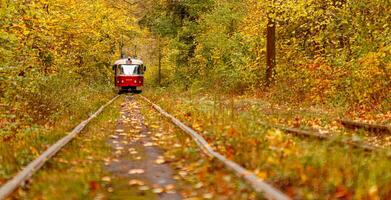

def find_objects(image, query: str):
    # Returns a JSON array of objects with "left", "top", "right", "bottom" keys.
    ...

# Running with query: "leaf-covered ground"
[
  {"left": 0, "top": 87, "right": 115, "bottom": 185},
  {"left": 139, "top": 96, "right": 259, "bottom": 199},
  {"left": 12, "top": 95, "right": 123, "bottom": 199},
  {"left": 5, "top": 94, "right": 258, "bottom": 199},
  {"left": 143, "top": 88, "right": 391, "bottom": 199}
]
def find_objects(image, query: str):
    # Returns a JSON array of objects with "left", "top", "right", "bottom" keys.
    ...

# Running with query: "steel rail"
[
  {"left": 257, "top": 121, "right": 383, "bottom": 152},
  {"left": 235, "top": 100, "right": 389, "bottom": 135},
  {"left": 139, "top": 95, "right": 291, "bottom": 200},
  {"left": 338, "top": 119, "right": 391, "bottom": 134},
  {"left": 0, "top": 95, "right": 120, "bottom": 200}
]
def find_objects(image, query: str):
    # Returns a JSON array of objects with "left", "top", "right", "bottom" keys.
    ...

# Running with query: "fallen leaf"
[
  {"left": 152, "top": 187, "right": 164, "bottom": 194},
  {"left": 128, "top": 169, "right": 145, "bottom": 174},
  {"left": 138, "top": 186, "right": 150, "bottom": 191},
  {"left": 257, "top": 171, "right": 268, "bottom": 180},
  {"left": 110, "top": 135, "right": 119, "bottom": 139},
  {"left": 89, "top": 181, "right": 100, "bottom": 191},
  {"left": 165, "top": 184, "right": 175, "bottom": 191},
  {"left": 129, "top": 179, "right": 145, "bottom": 186},
  {"left": 129, "top": 150, "right": 138, "bottom": 154},
  {"left": 369, "top": 185, "right": 379, "bottom": 200},
  {"left": 144, "top": 142, "right": 155, "bottom": 147},
  {"left": 155, "top": 133, "right": 163, "bottom": 137},
  {"left": 194, "top": 182, "right": 203, "bottom": 189},
  {"left": 179, "top": 171, "right": 188, "bottom": 177},
  {"left": 150, "top": 124, "right": 159, "bottom": 129},
  {"left": 335, "top": 185, "right": 350, "bottom": 198},
  {"left": 203, "top": 193, "right": 213, "bottom": 199},
  {"left": 101, "top": 176, "right": 111, "bottom": 182},
  {"left": 155, "top": 157, "right": 165, "bottom": 164}
]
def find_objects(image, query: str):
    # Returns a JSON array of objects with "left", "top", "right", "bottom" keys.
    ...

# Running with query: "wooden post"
[{"left": 265, "top": 17, "right": 276, "bottom": 87}]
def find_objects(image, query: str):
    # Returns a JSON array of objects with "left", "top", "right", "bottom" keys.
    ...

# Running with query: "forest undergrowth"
[
  {"left": 0, "top": 0, "right": 133, "bottom": 184},
  {"left": 141, "top": 0, "right": 390, "bottom": 117},
  {"left": 143, "top": 87, "right": 391, "bottom": 199}
]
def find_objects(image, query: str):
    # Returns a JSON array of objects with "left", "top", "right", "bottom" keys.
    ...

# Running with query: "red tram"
[{"left": 112, "top": 57, "right": 146, "bottom": 93}]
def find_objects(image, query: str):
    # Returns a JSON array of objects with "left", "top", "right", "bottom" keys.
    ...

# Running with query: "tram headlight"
[
  {"left": 134, "top": 80, "right": 137, "bottom": 83},
  {"left": 121, "top": 80, "right": 124, "bottom": 83}
]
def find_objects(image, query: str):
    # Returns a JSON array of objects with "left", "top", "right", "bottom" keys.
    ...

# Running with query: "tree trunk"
[
  {"left": 120, "top": 35, "right": 125, "bottom": 59},
  {"left": 266, "top": 19, "right": 276, "bottom": 87}
]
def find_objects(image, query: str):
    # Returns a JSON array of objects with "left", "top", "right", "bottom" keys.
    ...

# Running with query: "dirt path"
[{"left": 105, "top": 96, "right": 181, "bottom": 199}]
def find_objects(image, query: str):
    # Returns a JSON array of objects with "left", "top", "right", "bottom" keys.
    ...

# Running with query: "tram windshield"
[{"left": 119, "top": 64, "right": 143, "bottom": 75}]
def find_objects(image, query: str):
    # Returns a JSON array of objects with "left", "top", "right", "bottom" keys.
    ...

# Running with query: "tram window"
[
  {"left": 116, "top": 66, "right": 121, "bottom": 76},
  {"left": 133, "top": 65, "right": 144, "bottom": 75},
  {"left": 137, "top": 65, "right": 144, "bottom": 74},
  {"left": 119, "top": 64, "right": 137, "bottom": 75},
  {"left": 117, "top": 65, "right": 144, "bottom": 75}
]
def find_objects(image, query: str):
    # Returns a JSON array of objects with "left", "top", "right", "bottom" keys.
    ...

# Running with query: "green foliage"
[
  {"left": 141, "top": 0, "right": 390, "bottom": 110},
  {"left": 0, "top": 0, "right": 139, "bottom": 135},
  {"left": 338, "top": 46, "right": 391, "bottom": 109},
  {"left": 0, "top": 0, "right": 137, "bottom": 178}
]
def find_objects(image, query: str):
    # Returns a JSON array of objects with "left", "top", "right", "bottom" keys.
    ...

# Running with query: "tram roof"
[{"left": 114, "top": 58, "right": 143, "bottom": 65}]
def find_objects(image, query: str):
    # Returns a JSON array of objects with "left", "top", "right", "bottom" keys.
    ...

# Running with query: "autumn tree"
[
  {"left": 265, "top": 1, "right": 276, "bottom": 87},
  {"left": 0, "top": 0, "right": 141, "bottom": 125}
]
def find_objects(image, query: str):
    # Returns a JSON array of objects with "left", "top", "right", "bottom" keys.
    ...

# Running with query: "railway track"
[
  {"left": 256, "top": 121, "right": 385, "bottom": 152},
  {"left": 0, "top": 95, "right": 119, "bottom": 200},
  {"left": 338, "top": 119, "right": 391, "bottom": 134},
  {"left": 2, "top": 93, "right": 387, "bottom": 200},
  {"left": 139, "top": 95, "right": 290, "bottom": 200},
  {"left": 0, "top": 95, "right": 291, "bottom": 200},
  {"left": 232, "top": 98, "right": 390, "bottom": 136},
  {"left": 233, "top": 99, "right": 390, "bottom": 151}
]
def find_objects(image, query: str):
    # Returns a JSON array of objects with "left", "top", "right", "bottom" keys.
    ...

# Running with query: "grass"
[
  {"left": 13, "top": 95, "right": 155, "bottom": 199},
  {"left": 2, "top": 82, "right": 389, "bottom": 199},
  {"left": 138, "top": 96, "right": 260, "bottom": 199},
  {"left": 0, "top": 75, "right": 116, "bottom": 183},
  {"left": 142, "top": 86, "right": 391, "bottom": 199},
  {"left": 13, "top": 95, "right": 122, "bottom": 199},
  {"left": 17, "top": 92, "right": 258, "bottom": 200}
]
